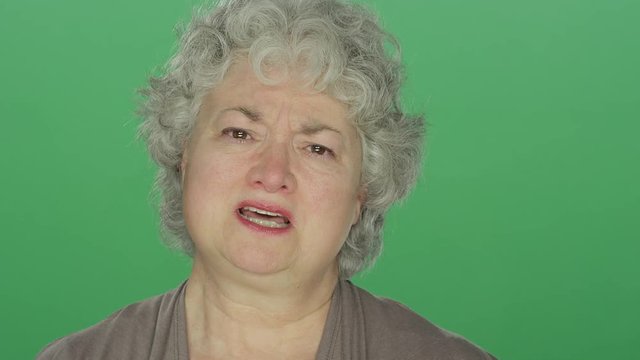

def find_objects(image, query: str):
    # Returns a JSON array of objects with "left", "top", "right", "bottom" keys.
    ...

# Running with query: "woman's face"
[{"left": 181, "top": 60, "right": 363, "bottom": 280}]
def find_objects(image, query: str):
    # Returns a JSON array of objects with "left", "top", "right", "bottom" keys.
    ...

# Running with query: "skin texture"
[{"left": 181, "top": 59, "right": 364, "bottom": 359}]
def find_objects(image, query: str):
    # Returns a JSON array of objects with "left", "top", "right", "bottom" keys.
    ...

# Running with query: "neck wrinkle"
[
  {"left": 185, "top": 255, "right": 338, "bottom": 327},
  {"left": 184, "top": 260, "right": 339, "bottom": 358}
]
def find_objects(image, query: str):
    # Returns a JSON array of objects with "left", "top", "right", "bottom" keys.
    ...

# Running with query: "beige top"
[{"left": 37, "top": 280, "right": 497, "bottom": 359}]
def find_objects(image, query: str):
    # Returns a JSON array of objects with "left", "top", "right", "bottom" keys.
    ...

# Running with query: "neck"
[{"left": 184, "top": 256, "right": 338, "bottom": 358}]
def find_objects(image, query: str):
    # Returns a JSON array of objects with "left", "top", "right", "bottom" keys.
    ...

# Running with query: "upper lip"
[{"left": 236, "top": 200, "right": 294, "bottom": 225}]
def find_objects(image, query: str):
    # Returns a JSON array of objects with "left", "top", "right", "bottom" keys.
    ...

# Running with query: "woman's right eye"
[{"left": 222, "top": 127, "right": 252, "bottom": 141}]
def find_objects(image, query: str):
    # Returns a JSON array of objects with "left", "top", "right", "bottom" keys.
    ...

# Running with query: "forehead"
[{"left": 205, "top": 60, "right": 351, "bottom": 126}]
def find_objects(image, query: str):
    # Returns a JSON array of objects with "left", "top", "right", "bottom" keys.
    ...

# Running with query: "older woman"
[{"left": 38, "top": 0, "right": 496, "bottom": 359}]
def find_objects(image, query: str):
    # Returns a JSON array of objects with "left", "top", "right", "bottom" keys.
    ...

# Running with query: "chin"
[{"left": 224, "top": 244, "right": 295, "bottom": 275}]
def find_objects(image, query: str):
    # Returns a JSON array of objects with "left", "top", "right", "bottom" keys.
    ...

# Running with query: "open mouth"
[{"left": 238, "top": 206, "right": 291, "bottom": 229}]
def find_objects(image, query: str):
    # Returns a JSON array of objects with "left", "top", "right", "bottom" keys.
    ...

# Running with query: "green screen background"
[{"left": 1, "top": 0, "right": 638, "bottom": 358}]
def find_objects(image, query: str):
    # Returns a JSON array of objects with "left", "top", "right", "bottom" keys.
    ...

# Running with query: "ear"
[
  {"left": 179, "top": 155, "right": 187, "bottom": 186},
  {"left": 352, "top": 187, "right": 367, "bottom": 226},
  {"left": 179, "top": 140, "right": 190, "bottom": 186}
]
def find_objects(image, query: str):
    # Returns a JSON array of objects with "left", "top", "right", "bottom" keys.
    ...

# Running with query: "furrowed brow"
[
  {"left": 225, "top": 106, "right": 263, "bottom": 122},
  {"left": 300, "top": 122, "right": 343, "bottom": 137}
]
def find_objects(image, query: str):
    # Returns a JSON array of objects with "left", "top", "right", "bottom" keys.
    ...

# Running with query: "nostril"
[
  {"left": 249, "top": 171, "right": 295, "bottom": 193},
  {"left": 246, "top": 147, "right": 296, "bottom": 192}
]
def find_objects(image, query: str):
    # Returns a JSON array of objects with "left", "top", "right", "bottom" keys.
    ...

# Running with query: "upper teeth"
[{"left": 243, "top": 206, "right": 282, "bottom": 217}]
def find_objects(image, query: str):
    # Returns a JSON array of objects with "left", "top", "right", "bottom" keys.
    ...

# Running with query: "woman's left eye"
[
  {"left": 221, "top": 127, "right": 252, "bottom": 141},
  {"left": 307, "top": 144, "right": 335, "bottom": 158}
]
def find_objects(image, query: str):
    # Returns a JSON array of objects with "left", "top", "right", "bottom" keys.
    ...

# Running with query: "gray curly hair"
[{"left": 139, "top": 0, "right": 424, "bottom": 279}]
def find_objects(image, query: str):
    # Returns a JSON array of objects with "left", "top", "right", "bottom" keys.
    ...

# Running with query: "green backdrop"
[{"left": 1, "top": 0, "right": 639, "bottom": 358}]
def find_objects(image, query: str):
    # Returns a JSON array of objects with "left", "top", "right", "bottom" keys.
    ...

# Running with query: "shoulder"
[
  {"left": 345, "top": 281, "right": 497, "bottom": 360},
  {"left": 36, "top": 283, "right": 185, "bottom": 360}
]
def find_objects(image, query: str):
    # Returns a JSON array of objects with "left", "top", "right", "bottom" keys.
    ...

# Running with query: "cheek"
[
  {"left": 186, "top": 150, "right": 242, "bottom": 190},
  {"left": 300, "top": 179, "right": 359, "bottom": 263},
  {"left": 182, "top": 152, "right": 244, "bottom": 225},
  {"left": 306, "top": 174, "right": 360, "bottom": 223}
]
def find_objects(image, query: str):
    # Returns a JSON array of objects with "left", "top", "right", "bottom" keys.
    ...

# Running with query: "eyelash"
[
  {"left": 307, "top": 144, "right": 335, "bottom": 159},
  {"left": 222, "top": 127, "right": 252, "bottom": 142},
  {"left": 221, "top": 128, "right": 335, "bottom": 159}
]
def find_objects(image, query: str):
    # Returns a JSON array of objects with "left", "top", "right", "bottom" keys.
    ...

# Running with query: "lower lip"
[{"left": 235, "top": 210, "right": 292, "bottom": 235}]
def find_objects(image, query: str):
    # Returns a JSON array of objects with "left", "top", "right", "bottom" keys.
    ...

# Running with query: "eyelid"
[
  {"left": 306, "top": 143, "right": 336, "bottom": 159},
  {"left": 221, "top": 127, "right": 253, "bottom": 141}
]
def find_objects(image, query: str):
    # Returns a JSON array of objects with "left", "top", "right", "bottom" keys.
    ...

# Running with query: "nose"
[{"left": 246, "top": 142, "right": 296, "bottom": 193}]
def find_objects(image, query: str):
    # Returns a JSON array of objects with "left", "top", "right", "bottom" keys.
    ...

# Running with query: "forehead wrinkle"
[
  {"left": 299, "top": 121, "right": 343, "bottom": 138},
  {"left": 223, "top": 106, "right": 263, "bottom": 122}
]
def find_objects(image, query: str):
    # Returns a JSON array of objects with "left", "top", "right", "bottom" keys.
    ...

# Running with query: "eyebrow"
[
  {"left": 224, "top": 106, "right": 263, "bottom": 122},
  {"left": 222, "top": 106, "right": 343, "bottom": 137},
  {"left": 300, "top": 122, "right": 343, "bottom": 138}
]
